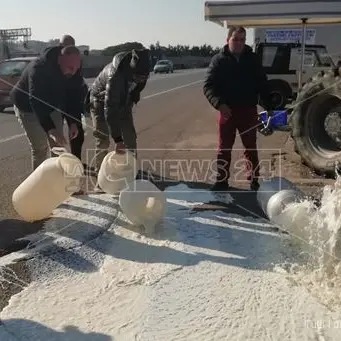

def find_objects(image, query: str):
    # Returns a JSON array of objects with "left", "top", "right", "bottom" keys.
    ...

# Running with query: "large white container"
[
  {"left": 257, "top": 177, "right": 305, "bottom": 220},
  {"left": 97, "top": 150, "right": 138, "bottom": 195},
  {"left": 12, "top": 150, "right": 84, "bottom": 222},
  {"left": 119, "top": 179, "right": 167, "bottom": 232}
]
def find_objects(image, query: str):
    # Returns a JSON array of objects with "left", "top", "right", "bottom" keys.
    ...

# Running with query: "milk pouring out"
[{"left": 12, "top": 147, "right": 84, "bottom": 222}]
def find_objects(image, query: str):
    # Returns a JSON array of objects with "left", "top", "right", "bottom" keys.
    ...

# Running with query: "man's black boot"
[
  {"left": 250, "top": 179, "right": 260, "bottom": 191},
  {"left": 210, "top": 181, "right": 230, "bottom": 192}
]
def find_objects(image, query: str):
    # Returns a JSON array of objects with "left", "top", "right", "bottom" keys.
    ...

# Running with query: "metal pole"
[{"left": 298, "top": 18, "right": 308, "bottom": 91}]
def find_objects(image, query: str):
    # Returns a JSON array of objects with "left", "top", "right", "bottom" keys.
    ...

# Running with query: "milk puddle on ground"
[{"left": 1, "top": 183, "right": 341, "bottom": 340}]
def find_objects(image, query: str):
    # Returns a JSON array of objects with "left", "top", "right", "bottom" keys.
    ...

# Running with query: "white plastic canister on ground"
[
  {"left": 119, "top": 179, "right": 167, "bottom": 232},
  {"left": 12, "top": 148, "right": 84, "bottom": 222},
  {"left": 97, "top": 150, "right": 138, "bottom": 195},
  {"left": 257, "top": 177, "right": 305, "bottom": 220}
]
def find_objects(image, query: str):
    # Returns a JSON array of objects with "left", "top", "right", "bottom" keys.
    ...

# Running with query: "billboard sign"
[{"left": 265, "top": 29, "right": 316, "bottom": 44}]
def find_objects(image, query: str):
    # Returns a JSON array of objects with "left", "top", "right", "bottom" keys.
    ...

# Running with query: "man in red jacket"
[{"left": 203, "top": 26, "right": 272, "bottom": 192}]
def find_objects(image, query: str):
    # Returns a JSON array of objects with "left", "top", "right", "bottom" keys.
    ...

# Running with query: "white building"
[
  {"left": 77, "top": 45, "right": 90, "bottom": 54},
  {"left": 204, "top": 0, "right": 341, "bottom": 63}
]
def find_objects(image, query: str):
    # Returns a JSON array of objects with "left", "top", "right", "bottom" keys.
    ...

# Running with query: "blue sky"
[{"left": 3, "top": 0, "right": 254, "bottom": 49}]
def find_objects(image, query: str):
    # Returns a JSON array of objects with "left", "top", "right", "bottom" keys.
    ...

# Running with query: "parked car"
[
  {"left": 0, "top": 56, "right": 37, "bottom": 112},
  {"left": 153, "top": 60, "right": 174, "bottom": 74}
]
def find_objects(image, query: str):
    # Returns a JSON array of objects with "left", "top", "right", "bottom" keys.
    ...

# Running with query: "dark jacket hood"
[
  {"left": 112, "top": 49, "right": 150, "bottom": 75},
  {"left": 40, "top": 45, "right": 63, "bottom": 65},
  {"left": 41, "top": 45, "right": 83, "bottom": 80},
  {"left": 112, "top": 51, "right": 131, "bottom": 70}
]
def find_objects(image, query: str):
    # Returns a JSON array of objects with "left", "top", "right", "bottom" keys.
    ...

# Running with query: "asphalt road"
[{"left": 0, "top": 71, "right": 338, "bottom": 341}]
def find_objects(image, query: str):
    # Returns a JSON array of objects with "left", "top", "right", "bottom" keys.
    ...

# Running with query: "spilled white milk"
[
  {"left": 272, "top": 177, "right": 341, "bottom": 309},
  {"left": 0, "top": 183, "right": 341, "bottom": 340}
]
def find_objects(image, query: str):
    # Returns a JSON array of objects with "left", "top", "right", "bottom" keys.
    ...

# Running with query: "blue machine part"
[{"left": 259, "top": 110, "right": 288, "bottom": 129}]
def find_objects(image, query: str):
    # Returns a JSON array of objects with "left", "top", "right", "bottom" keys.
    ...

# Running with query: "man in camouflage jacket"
[{"left": 88, "top": 48, "right": 150, "bottom": 174}]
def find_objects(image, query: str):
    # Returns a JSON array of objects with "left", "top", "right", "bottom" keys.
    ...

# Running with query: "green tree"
[{"left": 101, "top": 41, "right": 144, "bottom": 56}]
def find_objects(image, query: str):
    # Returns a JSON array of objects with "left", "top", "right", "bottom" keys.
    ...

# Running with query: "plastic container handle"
[{"left": 51, "top": 146, "right": 70, "bottom": 156}]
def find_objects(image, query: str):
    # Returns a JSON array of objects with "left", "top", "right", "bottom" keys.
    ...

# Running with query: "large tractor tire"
[{"left": 289, "top": 68, "right": 341, "bottom": 177}]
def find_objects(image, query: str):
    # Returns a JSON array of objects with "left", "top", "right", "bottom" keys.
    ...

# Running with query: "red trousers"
[{"left": 216, "top": 106, "right": 260, "bottom": 182}]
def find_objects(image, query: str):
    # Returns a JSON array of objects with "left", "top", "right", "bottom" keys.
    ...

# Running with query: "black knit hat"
[{"left": 130, "top": 48, "right": 150, "bottom": 75}]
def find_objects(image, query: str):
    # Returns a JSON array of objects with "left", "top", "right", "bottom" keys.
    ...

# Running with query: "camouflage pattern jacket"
[{"left": 89, "top": 51, "right": 146, "bottom": 136}]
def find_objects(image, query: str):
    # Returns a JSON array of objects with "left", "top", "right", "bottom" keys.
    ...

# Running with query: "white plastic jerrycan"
[
  {"left": 97, "top": 150, "right": 138, "bottom": 195},
  {"left": 12, "top": 147, "right": 84, "bottom": 222},
  {"left": 119, "top": 179, "right": 167, "bottom": 232},
  {"left": 257, "top": 176, "right": 305, "bottom": 220}
]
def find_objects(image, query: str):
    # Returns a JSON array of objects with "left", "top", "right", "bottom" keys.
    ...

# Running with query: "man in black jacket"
[
  {"left": 11, "top": 45, "right": 82, "bottom": 171},
  {"left": 89, "top": 48, "right": 150, "bottom": 176},
  {"left": 203, "top": 26, "right": 272, "bottom": 192}
]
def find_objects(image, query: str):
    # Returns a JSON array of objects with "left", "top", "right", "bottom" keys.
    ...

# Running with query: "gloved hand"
[
  {"left": 257, "top": 110, "right": 274, "bottom": 136},
  {"left": 83, "top": 91, "right": 91, "bottom": 114}
]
